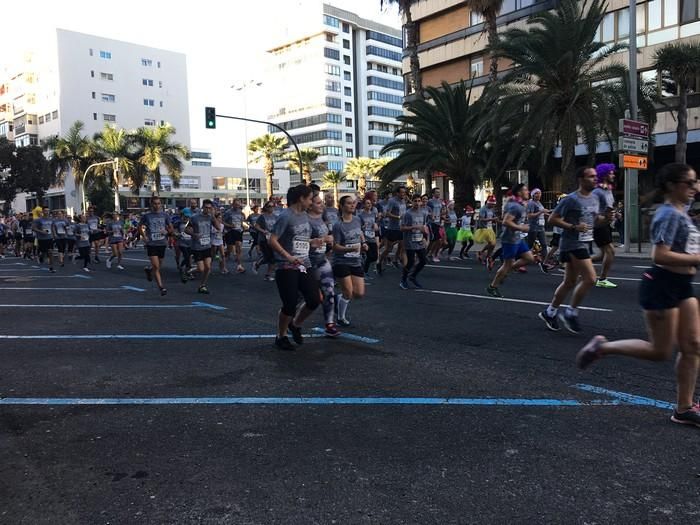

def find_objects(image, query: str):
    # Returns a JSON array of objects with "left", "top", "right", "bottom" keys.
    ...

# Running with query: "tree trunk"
[
  {"left": 359, "top": 174, "right": 366, "bottom": 195},
  {"left": 560, "top": 133, "right": 577, "bottom": 191},
  {"left": 676, "top": 86, "right": 688, "bottom": 163},
  {"left": 422, "top": 169, "right": 432, "bottom": 193},
  {"left": 402, "top": 1, "right": 422, "bottom": 98},
  {"left": 452, "top": 174, "right": 476, "bottom": 212},
  {"left": 485, "top": 11, "right": 500, "bottom": 83},
  {"left": 265, "top": 157, "right": 274, "bottom": 198},
  {"left": 303, "top": 167, "right": 312, "bottom": 185},
  {"left": 333, "top": 185, "right": 339, "bottom": 206}
]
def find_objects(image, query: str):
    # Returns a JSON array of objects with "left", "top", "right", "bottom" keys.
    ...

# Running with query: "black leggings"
[
  {"left": 78, "top": 246, "right": 91, "bottom": 268},
  {"left": 179, "top": 246, "right": 192, "bottom": 268},
  {"left": 275, "top": 268, "right": 321, "bottom": 316},
  {"left": 403, "top": 248, "right": 427, "bottom": 279},
  {"left": 363, "top": 243, "right": 378, "bottom": 273},
  {"left": 459, "top": 239, "right": 474, "bottom": 257}
]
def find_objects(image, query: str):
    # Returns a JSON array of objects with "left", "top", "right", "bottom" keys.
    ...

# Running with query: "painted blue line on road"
[
  {"left": 0, "top": 274, "right": 92, "bottom": 280},
  {"left": 191, "top": 301, "right": 227, "bottom": 311},
  {"left": 0, "top": 397, "right": 623, "bottom": 406},
  {"left": 0, "top": 331, "right": 376, "bottom": 341},
  {"left": 121, "top": 285, "right": 146, "bottom": 292},
  {"left": 0, "top": 287, "right": 142, "bottom": 292},
  {"left": 573, "top": 384, "right": 675, "bottom": 410},
  {"left": 0, "top": 302, "right": 225, "bottom": 309},
  {"left": 312, "top": 327, "right": 380, "bottom": 344}
]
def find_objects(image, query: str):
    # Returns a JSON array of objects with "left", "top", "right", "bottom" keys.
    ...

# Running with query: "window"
[
  {"left": 470, "top": 11, "right": 484, "bottom": 25},
  {"left": 682, "top": 0, "right": 700, "bottom": 23},
  {"left": 344, "top": 86, "right": 352, "bottom": 96},
  {"left": 326, "top": 79, "right": 341, "bottom": 92},
  {"left": 369, "top": 121, "right": 396, "bottom": 132},
  {"left": 366, "top": 46, "right": 402, "bottom": 62},
  {"left": 324, "top": 47, "right": 340, "bottom": 60},
  {"left": 343, "top": 39, "right": 350, "bottom": 49},
  {"left": 44, "top": 113, "right": 51, "bottom": 122},
  {"left": 369, "top": 135, "right": 393, "bottom": 145},
  {"left": 99, "top": 50, "right": 112, "bottom": 59},
  {"left": 291, "top": 129, "right": 342, "bottom": 144},
  {"left": 344, "top": 55, "right": 351, "bottom": 65},
  {"left": 38, "top": 116, "right": 44, "bottom": 124},
  {"left": 601, "top": 12, "right": 615, "bottom": 41},
  {"left": 368, "top": 106, "right": 402, "bottom": 117},
  {"left": 89, "top": 48, "right": 93, "bottom": 56},
  {"left": 325, "top": 64, "right": 341, "bottom": 76},
  {"left": 367, "top": 76, "right": 404, "bottom": 90},
  {"left": 326, "top": 96, "right": 342, "bottom": 108},
  {"left": 366, "top": 30, "right": 403, "bottom": 48},
  {"left": 269, "top": 114, "right": 343, "bottom": 131},
  {"left": 648, "top": 0, "right": 663, "bottom": 30},
  {"left": 160, "top": 120, "right": 165, "bottom": 125},
  {"left": 101, "top": 93, "right": 116, "bottom": 102},
  {"left": 103, "top": 114, "right": 116, "bottom": 122},
  {"left": 470, "top": 56, "right": 484, "bottom": 78},
  {"left": 191, "top": 151, "right": 212, "bottom": 159},
  {"left": 369, "top": 62, "right": 390, "bottom": 73},
  {"left": 90, "top": 70, "right": 95, "bottom": 78},
  {"left": 159, "top": 81, "right": 163, "bottom": 88},
  {"left": 143, "top": 78, "right": 154, "bottom": 86},
  {"left": 319, "top": 146, "right": 343, "bottom": 156},
  {"left": 346, "top": 149, "right": 354, "bottom": 157},
  {"left": 344, "top": 71, "right": 351, "bottom": 80},
  {"left": 326, "top": 33, "right": 336, "bottom": 42},
  {"left": 368, "top": 91, "right": 403, "bottom": 104},
  {"left": 345, "top": 118, "right": 352, "bottom": 127},
  {"left": 159, "top": 101, "right": 163, "bottom": 107},
  {"left": 91, "top": 91, "right": 96, "bottom": 99},
  {"left": 324, "top": 14, "right": 340, "bottom": 27},
  {"left": 342, "top": 22, "right": 350, "bottom": 33},
  {"left": 328, "top": 161, "right": 344, "bottom": 171},
  {"left": 345, "top": 133, "right": 353, "bottom": 142},
  {"left": 191, "top": 161, "right": 210, "bottom": 167},
  {"left": 665, "top": 0, "right": 678, "bottom": 26},
  {"left": 157, "top": 61, "right": 161, "bottom": 68},
  {"left": 144, "top": 98, "right": 155, "bottom": 106},
  {"left": 344, "top": 102, "right": 352, "bottom": 111},
  {"left": 52, "top": 110, "right": 58, "bottom": 119},
  {"left": 617, "top": 8, "right": 630, "bottom": 38},
  {"left": 100, "top": 72, "right": 114, "bottom": 81},
  {"left": 141, "top": 58, "right": 153, "bottom": 66},
  {"left": 144, "top": 119, "right": 156, "bottom": 126}
]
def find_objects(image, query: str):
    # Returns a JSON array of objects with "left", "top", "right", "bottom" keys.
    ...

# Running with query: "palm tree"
[
  {"left": 345, "top": 157, "right": 386, "bottom": 195},
  {"left": 44, "top": 121, "right": 94, "bottom": 212},
  {"left": 381, "top": 0, "right": 421, "bottom": 97},
  {"left": 92, "top": 125, "right": 136, "bottom": 211},
  {"left": 132, "top": 124, "right": 190, "bottom": 192},
  {"left": 653, "top": 42, "right": 700, "bottom": 163},
  {"left": 465, "top": 0, "right": 505, "bottom": 82},
  {"left": 378, "top": 81, "right": 490, "bottom": 210},
  {"left": 321, "top": 170, "right": 347, "bottom": 205},
  {"left": 248, "top": 133, "right": 288, "bottom": 198},
  {"left": 287, "top": 148, "right": 320, "bottom": 185},
  {"left": 489, "top": 0, "right": 628, "bottom": 184}
]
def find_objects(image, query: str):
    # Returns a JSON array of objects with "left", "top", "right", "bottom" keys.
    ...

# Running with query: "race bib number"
[
  {"left": 151, "top": 232, "right": 164, "bottom": 241},
  {"left": 538, "top": 215, "right": 545, "bottom": 226},
  {"left": 579, "top": 230, "right": 593, "bottom": 242},
  {"left": 364, "top": 230, "right": 375, "bottom": 239},
  {"left": 686, "top": 224, "right": 700, "bottom": 255},
  {"left": 450, "top": 220, "right": 457, "bottom": 228},
  {"left": 180, "top": 232, "right": 191, "bottom": 240},
  {"left": 44, "top": 227, "right": 51, "bottom": 235},
  {"left": 56, "top": 226, "right": 65, "bottom": 235},
  {"left": 293, "top": 239, "right": 310, "bottom": 257},
  {"left": 411, "top": 232, "right": 424, "bottom": 242},
  {"left": 80, "top": 233, "right": 89, "bottom": 241},
  {"left": 25, "top": 228, "right": 32, "bottom": 235},
  {"left": 519, "top": 230, "right": 528, "bottom": 239},
  {"left": 199, "top": 234, "right": 211, "bottom": 245},
  {"left": 344, "top": 243, "right": 361, "bottom": 257}
]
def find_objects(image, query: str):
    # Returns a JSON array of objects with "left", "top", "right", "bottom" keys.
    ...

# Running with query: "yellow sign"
[{"left": 620, "top": 154, "right": 648, "bottom": 170}]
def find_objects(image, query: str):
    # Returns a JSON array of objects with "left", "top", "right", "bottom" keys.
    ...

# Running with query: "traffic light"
[{"left": 205, "top": 107, "right": 216, "bottom": 129}]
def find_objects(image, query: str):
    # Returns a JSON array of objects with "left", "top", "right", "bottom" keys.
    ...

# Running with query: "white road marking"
[{"left": 417, "top": 289, "right": 613, "bottom": 312}]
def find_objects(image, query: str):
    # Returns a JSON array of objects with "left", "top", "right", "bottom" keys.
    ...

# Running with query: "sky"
[{"left": 1, "top": 0, "right": 401, "bottom": 168}]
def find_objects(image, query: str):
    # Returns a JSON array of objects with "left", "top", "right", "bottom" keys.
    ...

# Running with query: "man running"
[
  {"left": 426, "top": 188, "right": 445, "bottom": 263},
  {"left": 526, "top": 188, "right": 550, "bottom": 273},
  {"left": 223, "top": 199, "right": 246, "bottom": 273},
  {"left": 33, "top": 206, "right": 56, "bottom": 273},
  {"left": 486, "top": 184, "right": 535, "bottom": 297},
  {"left": 322, "top": 193, "right": 339, "bottom": 231},
  {"left": 538, "top": 167, "right": 607, "bottom": 333},
  {"left": 140, "top": 196, "right": 172, "bottom": 296},
  {"left": 400, "top": 194, "right": 429, "bottom": 290},
  {"left": 187, "top": 199, "right": 220, "bottom": 294},
  {"left": 358, "top": 197, "right": 379, "bottom": 277},
  {"left": 252, "top": 201, "right": 277, "bottom": 281},
  {"left": 106, "top": 212, "right": 125, "bottom": 270},
  {"left": 378, "top": 185, "right": 407, "bottom": 274},
  {"left": 52, "top": 211, "right": 68, "bottom": 267},
  {"left": 86, "top": 206, "right": 103, "bottom": 263},
  {"left": 592, "top": 163, "right": 618, "bottom": 288}
]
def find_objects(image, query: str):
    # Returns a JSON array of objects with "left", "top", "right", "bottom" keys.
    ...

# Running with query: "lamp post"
[{"left": 231, "top": 80, "right": 263, "bottom": 209}]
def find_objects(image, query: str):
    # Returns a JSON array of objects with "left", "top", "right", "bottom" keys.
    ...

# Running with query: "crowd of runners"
[{"left": 1, "top": 162, "right": 699, "bottom": 427}]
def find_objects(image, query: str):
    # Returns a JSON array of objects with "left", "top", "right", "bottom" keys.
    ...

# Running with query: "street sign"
[
  {"left": 619, "top": 154, "right": 648, "bottom": 170},
  {"left": 619, "top": 118, "right": 649, "bottom": 138},
  {"left": 618, "top": 136, "right": 649, "bottom": 154}
]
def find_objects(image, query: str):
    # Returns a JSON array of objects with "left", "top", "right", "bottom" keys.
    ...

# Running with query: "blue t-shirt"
[
  {"left": 553, "top": 191, "right": 601, "bottom": 252},
  {"left": 651, "top": 204, "right": 700, "bottom": 256}
]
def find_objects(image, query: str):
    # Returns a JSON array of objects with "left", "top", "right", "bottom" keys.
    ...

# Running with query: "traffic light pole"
[
  {"left": 626, "top": 0, "right": 638, "bottom": 253},
  {"left": 214, "top": 113, "right": 304, "bottom": 188}
]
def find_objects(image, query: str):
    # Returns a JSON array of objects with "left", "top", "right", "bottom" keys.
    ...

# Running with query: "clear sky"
[{"left": 1, "top": 0, "right": 401, "bottom": 168}]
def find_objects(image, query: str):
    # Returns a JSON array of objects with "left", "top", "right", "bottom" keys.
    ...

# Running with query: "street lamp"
[{"left": 231, "top": 80, "right": 263, "bottom": 209}]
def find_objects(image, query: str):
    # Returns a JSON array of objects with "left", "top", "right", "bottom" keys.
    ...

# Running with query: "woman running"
[
  {"left": 458, "top": 205, "right": 475, "bottom": 259},
  {"left": 106, "top": 212, "right": 125, "bottom": 270},
  {"left": 75, "top": 214, "right": 92, "bottom": 272},
  {"left": 358, "top": 197, "right": 379, "bottom": 276},
  {"left": 576, "top": 163, "right": 700, "bottom": 427}
]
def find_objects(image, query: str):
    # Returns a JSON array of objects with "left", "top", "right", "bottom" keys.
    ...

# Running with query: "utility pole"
[{"left": 625, "top": 0, "right": 638, "bottom": 253}]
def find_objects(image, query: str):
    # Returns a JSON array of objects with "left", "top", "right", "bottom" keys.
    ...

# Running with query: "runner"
[
  {"left": 486, "top": 184, "right": 534, "bottom": 297},
  {"left": 378, "top": 186, "right": 407, "bottom": 274},
  {"left": 542, "top": 193, "right": 566, "bottom": 270},
  {"left": 358, "top": 197, "right": 379, "bottom": 277},
  {"left": 65, "top": 215, "right": 76, "bottom": 264},
  {"left": 223, "top": 199, "right": 246, "bottom": 273},
  {"left": 139, "top": 196, "right": 172, "bottom": 295},
  {"left": 12, "top": 214, "right": 23, "bottom": 257},
  {"left": 400, "top": 194, "right": 429, "bottom": 289},
  {"left": 475, "top": 196, "right": 498, "bottom": 269},
  {"left": 268, "top": 184, "right": 321, "bottom": 351},
  {"left": 526, "top": 188, "right": 549, "bottom": 273},
  {"left": 308, "top": 192, "right": 340, "bottom": 337},
  {"left": 86, "top": 207, "right": 103, "bottom": 263},
  {"left": 538, "top": 167, "right": 606, "bottom": 333},
  {"left": 332, "top": 195, "right": 366, "bottom": 326},
  {"left": 591, "top": 163, "right": 618, "bottom": 288},
  {"left": 33, "top": 206, "right": 55, "bottom": 272},
  {"left": 211, "top": 209, "right": 227, "bottom": 275},
  {"left": 576, "top": 163, "right": 700, "bottom": 427},
  {"left": 246, "top": 204, "right": 261, "bottom": 260},
  {"left": 322, "top": 193, "right": 340, "bottom": 230},
  {"left": 442, "top": 201, "right": 459, "bottom": 260},
  {"left": 52, "top": 210, "right": 68, "bottom": 267},
  {"left": 0, "top": 217, "right": 5, "bottom": 258},
  {"left": 176, "top": 208, "right": 193, "bottom": 282},
  {"left": 458, "top": 205, "right": 475, "bottom": 259},
  {"left": 105, "top": 212, "right": 125, "bottom": 270},
  {"left": 252, "top": 201, "right": 277, "bottom": 281},
  {"left": 75, "top": 214, "right": 92, "bottom": 272},
  {"left": 425, "top": 188, "right": 445, "bottom": 262},
  {"left": 186, "top": 199, "right": 220, "bottom": 294},
  {"left": 20, "top": 212, "right": 35, "bottom": 260}
]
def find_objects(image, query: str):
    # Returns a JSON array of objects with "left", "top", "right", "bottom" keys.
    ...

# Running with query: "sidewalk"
[{"left": 614, "top": 243, "right": 651, "bottom": 259}]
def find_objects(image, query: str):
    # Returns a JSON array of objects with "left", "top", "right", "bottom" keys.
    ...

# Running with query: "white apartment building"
[{"left": 266, "top": 3, "right": 403, "bottom": 187}]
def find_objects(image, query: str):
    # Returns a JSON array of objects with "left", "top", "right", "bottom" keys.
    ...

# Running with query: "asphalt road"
[{"left": 0, "top": 243, "right": 698, "bottom": 524}]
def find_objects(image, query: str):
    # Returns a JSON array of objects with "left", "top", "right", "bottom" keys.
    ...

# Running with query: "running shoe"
[
  {"left": 144, "top": 266, "right": 153, "bottom": 282},
  {"left": 236, "top": 265, "right": 246, "bottom": 274},
  {"left": 432, "top": 257, "right": 440, "bottom": 263},
  {"left": 288, "top": 323, "right": 303, "bottom": 345},
  {"left": 538, "top": 310, "right": 560, "bottom": 331},
  {"left": 117, "top": 265, "right": 125, "bottom": 270},
  {"left": 197, "top": 285, "right": 210, "bottom": 294},
  {"left": 576, "top": 335, "right": 606, "bottom": 369},
  {"left": 408, "top": 276, "right": 423, "bottom": 289},
  {"left": 106, "top": 257, "right": 113, "bottom": 269},
  {"left": 48, "top": 267, "right": 56, "bottom": 273},
  {"left": 560, "top": 313, "right": 582, "bottom": 334},
  {"left": 595, "top": 278, "right": 617, "bottom": 289},
  {"left": 486, "top": 285, "right": 502, "bottom": 298},
  {"left": 538, "top": 262, "right": 549, "bottom": 274},
  {"left": 324, "top": 323, "right": 340, "bottom": 337},
  {"left": 337, "top": 317, "right": 351, "bottom": 327},
  {"left": 82, "top": 267, "right": 92, "bottom": 273},
  {"left": 160, "top": 287, "right": 167, "bottom": 297},
  {"left": 264, "top": 275, "right": 275, "bottom": 282},
  {"left": 399, "top": 279, "right": 409, "bottom": 290},
  {"left": 364, "top": 272, "right": 374, "bottom": 281},
  {"left": 391, "top": 260, "right": 400, "bottom": 269},
  {"left": 94, "top": 256, "right": 100, "bottom": 263},
  {"left": 275, "top": 335, "right": 295, "bottom": 351},
  {"left": 220, "top": 268, "right": 229, "bottom": 275},
  {"left": 671, "top": 404, "right": 700, "bottom": 428},
  {"left": 180, "top": 269, "right": 188, "bottom": 283}
]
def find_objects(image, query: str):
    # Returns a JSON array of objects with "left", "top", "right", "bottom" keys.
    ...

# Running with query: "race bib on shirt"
[
  {"left": 151, "top": 231, "right": 164, "bottom": 241},
  {"left": 80, "top": 232, "right": 89, "bottom": 241},
  {"left": 538, "top": 215, "right": 545, "bottom": 226},
  {"left": 411, "top": 232, "right": 424, "bottom": 242},
  {"left": 344, "top": 243, "right": 361, "bottom": 258},
  {"left": 25, "top": 228, "right": 32, "bottom": 235},
  {"left": 293, "top": 239, "right": 309, "bottom": 257},
  {"left": 199, "top": 233, "right": 211, "bottom": 245},
  {"left": 686, "top": 223, "right": 700, "bottom": 255},
  {"left": 364, "top": 230, "right": 375, "bottom": 239}
]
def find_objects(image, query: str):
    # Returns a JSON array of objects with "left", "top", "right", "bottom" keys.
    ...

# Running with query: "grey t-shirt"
[
  {"left": 501, "top": 200, "right": 527, "bottom": 244},
  {"left": 332, "top": 217, "right": 363, "bottom": 267},
  {"left": 386, "top": 196, "right": 406, "bottom": 230},
  {"left": 223, "top": 209, "right": 244, "bottom": 232},
  {"left": 75, "top": 223, "right": 91, "bottom": 247},
  {"left": 86, "top": 215, "right": 101, "bottom": 233},
  {"left": 358, "top": 209, "right": 378, "bottom": 244},
  {"left": 592, "top": 187, "right": 614, "bottom": 210},
  {"left": 107, "top": 220, "right": 124, "bottom": 241},
  {"left": 553, "top": 191, "right": 601, "bottom": 252},
  {"left": 272, "top": 208, "right": 312, "bottom": 267},
  {"left": 33, "top": 218, "right": 54, "bottom": 240},
  {"left": 139, "top": 212, "right": 170, "bottom": 246},
  {"left": 177, "top": 221, "right": 192, "bottom": 248},
  {"left": 189, "top": 213, "right": 213, "bottom": 251},
  {"left": 527, "top": 200, "right": 546, "bottom": 232},
  {"left": 65, "top": 222, "right": 76, "bottom": 239},
  {"left": 256, "top": 213, "right": 276, "bottom": 244},
  {"left": 427, "top": 198, "right": 443, "bottom": 224},
  {"left": 402, "top": 207, "right": 427, "bottom": 251},
  {"left": 446, "top": 210, "right": 458, "bottom": 229},
  {"left": 651, "top": 203, "right": 700, "bottom": 255},
  {"left": 309, "top": 215, "right": 330, "bottom": 267},
  {"left": 53, "top": 219, "right": 68, "bottom": 238},
  {"left": 478, "top": 207, "right": 495, "bottom": 228}
]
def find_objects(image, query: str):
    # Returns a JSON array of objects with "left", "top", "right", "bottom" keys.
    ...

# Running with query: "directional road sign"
[
  {"left": 620, "top": 154, "right": 648, "bottom": 170},
  {"left": 619, "top": 118, "right": 650, "bottom": 138},
  {"left": 619, "top": 136, "right": 649, "bottom": 154}
]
